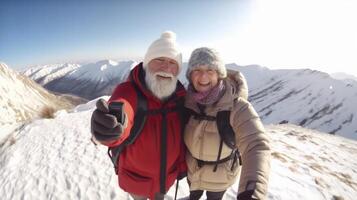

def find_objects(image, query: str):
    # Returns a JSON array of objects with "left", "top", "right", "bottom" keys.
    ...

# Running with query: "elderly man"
[{"left": 91, "top": 31, "right": 186, "bottom": 200}]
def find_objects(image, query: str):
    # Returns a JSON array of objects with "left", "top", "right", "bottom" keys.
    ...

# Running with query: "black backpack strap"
[
  {"left": 126, "top": 80, "right": 148, "bottom": 145},
  {"left": 196, "top": 149, "right": 239, "bottom": 170},
  {"left": 108, "top": 79, "right": 148, "bottom": 173},
  {"left": 213, "top": 138, "right": 224, "bottom": 172},
  {"left": 216, "top": 110, "right": 242, "bottom": 167},
  {"left": 231, "top": 149, "right": 242, "bottom": 170},
  {"left": 216, "top": 111, "right": 236, "bottom": 149},
  {"left": 191, "top": 110, "right": 243, "bottom": 171},
  {"left": 108, "top": 145, "right": 125, "bottom": 175}
]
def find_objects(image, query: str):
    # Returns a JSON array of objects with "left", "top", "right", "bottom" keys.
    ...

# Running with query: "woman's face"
[{"left": 190, "top": 64, "right": 219, "bottom": 92}]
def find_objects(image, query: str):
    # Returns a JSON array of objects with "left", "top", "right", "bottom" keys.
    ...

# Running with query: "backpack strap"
[
  {"left": 196, "top": 148, "right": 241, "bottom": 170},
  {"left": 108, "top": 79, "right": 148, "bottom": 174},
  {"left": 107, "top": 145, "right": 125, "bottom": 175},
  {"left": 213, "top": 139, "right": 224, "bottom": 172},
  {"left": 186, "top": 108, "right": 243, "bottom": 171},
  {"left": 216, "top": 110, "right": 242, "bottom": 168},
  {"left": 125, "top": 80, "right": 147, "bottom": 145},
  {"left": 186, "top": 109, "right": 236, "bottom": 149},
  {"left": 216, "top": 111, "right": 236, "bottom": 149}
]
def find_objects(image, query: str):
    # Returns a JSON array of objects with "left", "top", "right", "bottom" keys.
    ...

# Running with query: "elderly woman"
[{"left": 184, "top": 47, "right": 271, "bottom": 200}]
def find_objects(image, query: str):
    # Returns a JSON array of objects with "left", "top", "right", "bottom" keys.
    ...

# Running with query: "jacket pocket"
[{"left": 119, "top": 168, "right": 153, "bottom": 195}]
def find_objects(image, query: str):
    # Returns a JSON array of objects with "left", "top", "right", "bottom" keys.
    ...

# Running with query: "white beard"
[{"left": 145, "top": 70, "right": 178, "bottom": 100}]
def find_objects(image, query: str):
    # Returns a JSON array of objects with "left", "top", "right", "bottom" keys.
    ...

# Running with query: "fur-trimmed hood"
[{"left": 226, "top": 69, "right": 248, "bottom": 101}]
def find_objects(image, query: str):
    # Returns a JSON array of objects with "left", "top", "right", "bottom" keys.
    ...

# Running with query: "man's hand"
[{"left": 91, "top": 99, "right": 124, "bottom": 141}]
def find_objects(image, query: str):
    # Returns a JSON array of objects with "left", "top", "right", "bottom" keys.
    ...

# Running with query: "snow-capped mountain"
[
  {"left": 0, "top": 98, "right": 355, "bottom": 200},
  {"left": 24, "top": 60, "right": 138, "bottom": 100},
  {"left": 226, "top": 64, "right": 357, "bottom": 140},
  {"left": 330, "top": 72, "right": 357, "bottom": 84},
  {"left": 23, "top": 63, "right": 80, "bottom": 85},
  {"left": 0, "top": 62, "right": 78, "bottom": 125},
  {"left": 24, "top": 61, "right": 357, "bottom": 140}
]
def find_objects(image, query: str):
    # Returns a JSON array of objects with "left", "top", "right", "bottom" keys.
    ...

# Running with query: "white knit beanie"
[
  {"left": 186, "top": 47, "right": 227, "bottom": 80},
  {"left": 143, "top": 31, "right": 182, "bottom": 72}
]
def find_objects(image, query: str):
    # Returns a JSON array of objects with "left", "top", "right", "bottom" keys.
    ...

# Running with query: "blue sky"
[{"left": 1, "top": 0, "right": 357, "bottom": 76}]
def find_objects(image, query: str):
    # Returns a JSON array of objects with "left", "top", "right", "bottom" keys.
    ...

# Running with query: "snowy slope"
[
  {"left": 0, "top": 98, "right": 356, "bottom": 200},
  {"left": 24, "top": 60, "right": 138, "bottom": 100},
  {"left": 0, "top": 62, "right": 73, "bottom": 125},
  {"left": 227, "top": 64, "right": 357, "bottom": 140}
]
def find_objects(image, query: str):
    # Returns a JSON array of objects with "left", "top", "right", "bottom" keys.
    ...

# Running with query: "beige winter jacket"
[{"left": 184, "top": 69, "right": 271, "bottom": 199}]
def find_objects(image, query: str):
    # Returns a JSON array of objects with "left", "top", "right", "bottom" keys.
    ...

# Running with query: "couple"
[{"left": 91, "top": 31, "right": 271, "bottom": 200}]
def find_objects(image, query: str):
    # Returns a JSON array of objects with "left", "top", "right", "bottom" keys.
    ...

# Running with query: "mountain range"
[
  {"left": 22, "top": 60, "right": 357, "bottom": 140},
  {"left": 227, "top": 64, "right": 357, "bottom": 140},
  {"left": 23, "top": 60, "right": 138, "bottom": 100}
]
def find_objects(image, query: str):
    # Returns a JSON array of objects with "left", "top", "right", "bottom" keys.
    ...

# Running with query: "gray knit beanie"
[{"left": 186, "top": 47, "right": 227, "bottom": 80}]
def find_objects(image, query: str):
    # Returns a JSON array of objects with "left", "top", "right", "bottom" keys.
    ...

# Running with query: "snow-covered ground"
[{"left": 1, "top": 98, "right": 356, "bottom": 200}]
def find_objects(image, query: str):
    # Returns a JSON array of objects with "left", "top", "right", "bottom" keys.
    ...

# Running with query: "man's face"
[
  {"left": 147, "top": 57, "right": 179, "bottom": 78},
  {"left": 145, "top": 57, "right": 179, "bottom": 100}
]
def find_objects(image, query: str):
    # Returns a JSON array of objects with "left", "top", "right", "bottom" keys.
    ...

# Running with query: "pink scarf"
[{"left": 188, "top": 80, "right": 226, "bottom": 105}]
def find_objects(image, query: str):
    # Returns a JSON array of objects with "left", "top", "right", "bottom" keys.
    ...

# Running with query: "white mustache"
[{"left": 155, "top": 72, "right": 174, "bottom": 79}]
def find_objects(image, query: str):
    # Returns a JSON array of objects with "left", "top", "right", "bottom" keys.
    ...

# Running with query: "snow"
[
  {"left": 267, "top": 124, "right": 357, "bottom": 200},
  {"left": 0, "top": 62, "right": 72, "bottom": 124},
  {"left": 23, "top": 60, "right": 139, "bottom": 100},
  {"left": 227, "top": 64, "right": 357, "bottom": 140},
  {"left": 67, "top": 60, "right": 137, "bottom": 83},
  {"left": 1, "top": 98, "right": 356, "bottom": 200},
  {"left": 330, "top": 72, "right": 357, "bottom": 82},
  {"left": 0, "top": 123, "right": 22, "bottom": 144},
  {"left": 22, "top": 63, "right": 80, "bottom": 85}
]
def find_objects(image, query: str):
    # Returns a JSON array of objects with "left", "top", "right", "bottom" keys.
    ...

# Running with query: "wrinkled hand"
[{"left": 91, "top": 99, "right": 124, "bottom": 141}]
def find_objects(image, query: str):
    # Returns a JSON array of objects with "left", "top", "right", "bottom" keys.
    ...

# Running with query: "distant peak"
[
  {"left": 0, "top": 62, "right": 11, "bottom": 75},
  {"left": 95, "top": 60, "right": 118, "bottom": 66},
  {"left": 0, "top": 62, "right": 9, "bottom": 70}
]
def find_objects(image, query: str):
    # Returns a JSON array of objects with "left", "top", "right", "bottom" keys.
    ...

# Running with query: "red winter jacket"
[{"left": 106, "top": 63, "right": 187, "bottom": 199}]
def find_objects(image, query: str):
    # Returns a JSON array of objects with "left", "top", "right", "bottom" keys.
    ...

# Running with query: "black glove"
[
  {"left": 91, "top": 99, "right": 124, "bottom": 141},
  {"left": 237, "top": 190, "right": 257, "bottom": 200}
]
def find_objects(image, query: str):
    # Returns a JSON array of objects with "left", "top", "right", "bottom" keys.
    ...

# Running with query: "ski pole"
[{"left": 174, "top": 178, "right": 179, "bottom": 200}]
